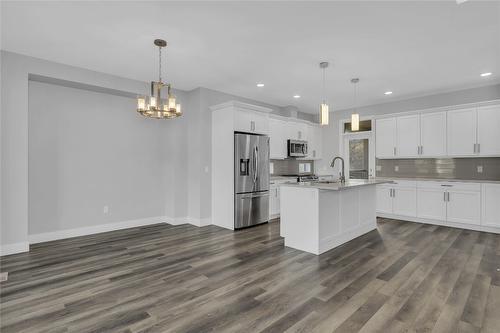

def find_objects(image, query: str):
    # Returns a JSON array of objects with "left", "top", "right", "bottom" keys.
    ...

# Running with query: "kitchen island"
[{"left": 280, "top": 180, "right": 390, "bottom": 255}]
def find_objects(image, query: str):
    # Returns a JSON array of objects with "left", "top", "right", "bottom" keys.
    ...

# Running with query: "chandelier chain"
[
  {"left": 322, "top": 67, "right": 326, "bottom": 104},
  {"left": 158, "top": 46, "right": 162, "bottom": 82}
]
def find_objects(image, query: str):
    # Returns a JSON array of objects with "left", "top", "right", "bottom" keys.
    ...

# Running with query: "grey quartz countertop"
[
  {"left": 280, "top": 179, "right": 392, "bottom": 191},
  {"left": 373, "top": 177, "right": 500, "bottom": 184}
]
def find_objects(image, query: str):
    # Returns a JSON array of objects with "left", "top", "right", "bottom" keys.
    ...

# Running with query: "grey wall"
[
  {"left": 1, "top": 50, "right": 154, "bottom": 249},
  {"left": 28, "top": 81, "right": 176, "bottom": 234},
  {"left": 316, "top": 84, "right": 500, "bottom": 176}
]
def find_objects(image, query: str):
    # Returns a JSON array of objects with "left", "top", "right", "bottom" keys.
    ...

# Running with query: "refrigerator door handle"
[
  {"left": 252, "top": 146, "right": 258, "bottom": 184},
  {"left": 239, "top": 192, "right": 269, "bottom": 199}
]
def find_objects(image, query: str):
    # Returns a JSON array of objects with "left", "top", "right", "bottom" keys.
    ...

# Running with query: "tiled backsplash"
[
  {"left": 376, "top": 157, "right": 500, "bottom": 180},
  {"left": 270, "top": 159, "right": 314, "bottom": 176}
]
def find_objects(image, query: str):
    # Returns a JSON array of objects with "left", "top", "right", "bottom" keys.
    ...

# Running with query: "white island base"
[{"left": 280, "top": 182, "right": 379, "bottom": 255}]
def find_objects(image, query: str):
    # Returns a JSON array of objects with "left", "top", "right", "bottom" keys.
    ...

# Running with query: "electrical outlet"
[
  {"left": 477, "top": 165, "right": 483, "bottom": 173},
  {"left": 204, "top": 166, "right": 209, "bottom": 173},
  {"left": 0, "top": 272, "right": 8, "bottom": 282},
  {"left": 394, "top": 165, "right": 399, "bottom": 172},
  {"left": 103, "top": 206, "right": 109, "bottom": 214},
  {"left": 376, "top": 165, "right": 382, "bottom": 171}
]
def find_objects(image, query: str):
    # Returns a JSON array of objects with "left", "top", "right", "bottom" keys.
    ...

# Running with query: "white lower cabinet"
[
  {"left": 416, "top": 188, "right": 446, "bottom": 220},
  {"left": 376, "top": 185, "right": 393, "bottom": 214},
  {"left": 393, "top": 186, "right": 417, "bottom": 217},
  {"left": 376, "top": 181, "right": 416, "bottom": 217},
  {"left": 481, "top": 183, "right": 500, "bottom": 228},
  {"left": 446, "top": 189, "right": 481, "bottom": 225},
  {"left": 416, "top": 182, "right": 481, "bottom": 225}
]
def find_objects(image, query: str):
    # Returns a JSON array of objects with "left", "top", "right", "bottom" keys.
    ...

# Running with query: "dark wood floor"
[{"left": 1, "top": 218, "right": 499, "bottom": 333}]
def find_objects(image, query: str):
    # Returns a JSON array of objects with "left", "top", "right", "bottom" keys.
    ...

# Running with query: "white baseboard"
[
  {"left": 4, "top": 215, "right": 213, "bottom": 256},
  {"left": 169, "top": 216, "right": 211, "bottom": 227},
  {"left": 29, "top": 215, "right": 169, "bottom": 244},
  {"left": 0, "top": 242, "right": 30, "bottom": 256},
  {"left": 377, "top": 213, "right": 500, "bottom": 234}
]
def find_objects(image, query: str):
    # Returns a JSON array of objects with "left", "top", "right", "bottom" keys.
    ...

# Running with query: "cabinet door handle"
[
  {"left": 477, "top": 143, "right": 480, "bottom": 154},
  {"left": 393, "top": 147, "right": 396, "bottom": 156},
  {"left": 420, "top": 146, "right": 423, "bottom": 155},
  {"left": 473, "top": 143, "right": 477, "bottom": 153},
  {"left": 389, "top": 189, "right": 392, "bottom": 197},
  {"left": 393, "top": 189, "right": 396, "bottom": 197},
  {"left": 447, "top": 192, "right": 450, "bottom": 202},
  {"left": 443, "top": 192, "right": 446, "bottom": 202}
]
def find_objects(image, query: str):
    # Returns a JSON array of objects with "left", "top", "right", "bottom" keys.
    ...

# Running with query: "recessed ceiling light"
[
  {"left": 384, "top": 91, "right": 393, "bottom": 95},
  {"left": 293, "top": 95, "right": 301, "bottom": 99},
  {"left": 256, "top": 83, "right": 265, "bottom": 87},
  {"left": 480, "top": 72, "right": 492, "bottom": 77}
]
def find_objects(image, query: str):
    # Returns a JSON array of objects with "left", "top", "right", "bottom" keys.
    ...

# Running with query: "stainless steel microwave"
[{"left": 287, "top": 139, "right": 308, "bottom": 157}]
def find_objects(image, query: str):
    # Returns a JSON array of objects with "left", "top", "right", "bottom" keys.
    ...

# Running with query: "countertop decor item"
[{"left": 136, "top": 39, "right": 182, "bottom": 119}]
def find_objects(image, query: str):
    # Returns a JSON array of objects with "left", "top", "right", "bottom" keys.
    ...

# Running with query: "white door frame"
[{"left": 339, "top": 117, "right": 375, "bottom": 180}]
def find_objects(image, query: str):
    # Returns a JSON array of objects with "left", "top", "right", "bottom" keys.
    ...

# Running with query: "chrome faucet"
[{"left": 330, "top": 156, "right": 345, "bottom": 184}]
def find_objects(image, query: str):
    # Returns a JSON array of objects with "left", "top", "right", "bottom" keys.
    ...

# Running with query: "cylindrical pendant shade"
[
  {"left": 351, "top": 113, "right": 360, "bottom": 131},
  {"left": 320, "top": 103, "right": 329, "bottom": 126}
]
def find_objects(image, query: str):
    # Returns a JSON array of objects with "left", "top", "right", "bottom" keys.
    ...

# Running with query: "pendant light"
[
  {"left": 351, "top": 78, "right": 360, "bottom": 131},
  {"left": 319, "top": 62, "right": 329, "bottom": 126},
  {"left": 137, "top": 39, "right": 182, "bottom": 119}
]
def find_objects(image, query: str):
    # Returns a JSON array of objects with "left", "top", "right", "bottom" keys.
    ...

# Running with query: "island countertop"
[{"left": 280, "top": 179, "right": 392, "bottom": 191}]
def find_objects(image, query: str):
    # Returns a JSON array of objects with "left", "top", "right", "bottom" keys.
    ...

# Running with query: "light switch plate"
[
  {"left": 394, "top": 165, "right": 399, "bottom": 172},
  {"left": 0, "top": 272, "right": 8, "bottom": 282},
  {"left": 103, "top": 206, "right": 109, "bottom": 214},
  {"left": 204, "top": 166, "right": 209, "bottom": 173},
  {"left": 376, "top": 165, "right": 382, "bottom": 171},
  {"left": 477, "top": 165, "right": 483, "bottom": 173}
]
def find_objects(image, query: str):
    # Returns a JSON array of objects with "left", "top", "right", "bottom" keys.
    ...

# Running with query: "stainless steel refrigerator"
[{"left": 234, "top": 133, "right": 270, "bottom": 229}]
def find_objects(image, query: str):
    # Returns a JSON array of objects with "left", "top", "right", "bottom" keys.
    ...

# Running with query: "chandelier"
[{"left": 137, "top": 39, "right": 181, "bottom": 119}]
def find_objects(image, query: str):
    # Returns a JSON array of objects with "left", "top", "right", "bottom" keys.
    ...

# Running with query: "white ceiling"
[{"left": 1, "top": 1, "right": 499, "bottom": 113}]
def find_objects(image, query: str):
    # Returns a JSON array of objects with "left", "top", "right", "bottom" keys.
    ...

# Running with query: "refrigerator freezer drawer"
[{"left": 235, "top": 192, "right": 269, "bottom": 229}]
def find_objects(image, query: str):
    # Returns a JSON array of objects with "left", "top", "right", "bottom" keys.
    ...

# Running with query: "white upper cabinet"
[
  {"left": 375, "top": 118, "right": 397, "bottom": 158},
  {"left": 375, "top": 103, "right": 499, "bottom": 159},
  {"left": 307, "top": 124, "right": 323, "bottom": 160},
  {"left": 447, "top": 108, "right": 477, "bottom": 156},
  {"left": 234, "top": 110, "right": 269, "bottom": 135},
  {"left": 269, "top": 118, "right": 287, "bottom": 159},
  {"left": 477, "top": 105, "right": 500, "bottom": 156},
  {"left": 420, "top": 112, "right": 447, "bottom": 157},
  {"left": 396, "top": 115, "right": 420, "bottom": 157},
  {"left": 287, "top": 121, "right": 308, "bottom": 141}
]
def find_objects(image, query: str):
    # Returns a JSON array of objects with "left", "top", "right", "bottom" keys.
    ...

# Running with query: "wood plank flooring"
[{"left": 1, "top": 218, "right": 499, "bottom": 333}]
